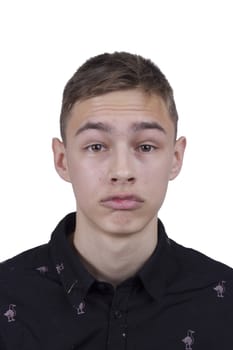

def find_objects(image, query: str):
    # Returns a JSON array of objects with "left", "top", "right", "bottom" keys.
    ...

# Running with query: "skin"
[{"left": 52, "top": 89, "right": 186, "bottom": 286}]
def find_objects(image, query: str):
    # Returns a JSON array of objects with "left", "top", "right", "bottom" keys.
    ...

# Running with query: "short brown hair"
[{"left": 60, "top": 52, "right": 178, "bottom": 142}]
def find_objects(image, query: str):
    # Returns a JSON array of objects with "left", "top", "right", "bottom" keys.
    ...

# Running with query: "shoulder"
[
  {"left": 0, "top": 243, "right": 52, "bottom": 290},
  {"left": 0, "top": 243, "right": 49, "bottom": 269},
  {"left": 171, "top": 238, "right": 233, "bottom": 276},
  {"left": 0, "top": 243, "right": 58, "bottom": 347},
  {"left": 167, "top": 240, "right": 233, "bottom": 333},
  {"left": 168, "top": 238, "right": 233, "bottom": 294}
]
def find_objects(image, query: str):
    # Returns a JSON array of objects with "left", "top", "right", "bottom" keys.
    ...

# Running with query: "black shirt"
[{"left": 1, "top": 213, "right": 233, "bottom": 349}]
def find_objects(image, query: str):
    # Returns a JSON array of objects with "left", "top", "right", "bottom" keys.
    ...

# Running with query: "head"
[
  {"left": 60, "top": 52, "right": 179, "bottom": 144},
  {"left": 53, "top": 52, "right": 186, "bottom": 236}
]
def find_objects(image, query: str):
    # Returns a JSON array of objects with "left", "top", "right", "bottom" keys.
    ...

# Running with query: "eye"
[
  {"left": 138, "top": 144, "right": 156, "bottom": 152},
  {"left": 86, "top": 144, "right": 105, "bottom": 152}
]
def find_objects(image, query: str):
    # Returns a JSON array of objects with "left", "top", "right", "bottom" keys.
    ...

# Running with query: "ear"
[
  {"left": 169, "top": 136, "right": 186, "bottom": 181},
  {"left": 52, "top": 138, "right": 71, "bottom": 182}
]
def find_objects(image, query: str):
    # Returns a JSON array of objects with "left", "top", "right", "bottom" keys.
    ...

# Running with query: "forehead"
[{"left": 67, "top": 89, "right": 174, "bottom": 135}]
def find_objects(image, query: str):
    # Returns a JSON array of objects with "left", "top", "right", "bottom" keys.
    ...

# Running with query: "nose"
[{"left": 108, "top": 148, "right": 136, "bottom": 185}]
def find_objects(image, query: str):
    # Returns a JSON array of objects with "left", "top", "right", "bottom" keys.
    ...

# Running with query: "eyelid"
[{"left": 137, "top": 140, "right": 159, "bottom": 147}]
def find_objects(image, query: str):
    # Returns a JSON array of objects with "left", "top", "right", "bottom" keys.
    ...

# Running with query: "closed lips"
[
  {"left": 100, "top": 195, "right": 144, "bottom": 210},
  {"left": 101, "top": 195, "right": 144, "bottom": 202}
]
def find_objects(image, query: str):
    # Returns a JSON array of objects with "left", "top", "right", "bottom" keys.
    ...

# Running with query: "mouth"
[{"left": 100, "top": 194, "right": 144, "bottom": 210}]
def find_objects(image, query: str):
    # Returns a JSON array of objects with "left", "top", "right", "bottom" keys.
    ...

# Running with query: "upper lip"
[{"left": 101, "top": 194, "right": 144, "bottom": 202}]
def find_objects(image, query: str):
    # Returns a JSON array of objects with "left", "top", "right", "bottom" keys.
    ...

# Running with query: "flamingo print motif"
[
  {"left": 36, "top": 266, "right": 48, "bottom": 274},
  {"left": 77, "top": 301, "right": 86, "bottom": 315},
  {"left": 213, "top": 281, "right": 226, "bottom": 298},
  {"left": 182, "top": 330, "right": 195, "bottom": 349},
  {"left": 56, "top": 263, "right": 64, "bottom": 274},
  {"left": 4, "top": 304, "right": 16, "bottom": 322}
]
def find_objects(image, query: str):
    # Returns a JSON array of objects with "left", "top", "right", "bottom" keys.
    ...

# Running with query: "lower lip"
[{"left": 101, "top": 199, "right": 143, "bottom": 210}]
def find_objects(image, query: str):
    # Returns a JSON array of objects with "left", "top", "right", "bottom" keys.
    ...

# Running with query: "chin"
[{"left": 100, "top": 216, "right": 151, "bottom": 236}]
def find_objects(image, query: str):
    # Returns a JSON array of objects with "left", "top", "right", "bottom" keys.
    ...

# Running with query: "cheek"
[
  {"left": 67, "top": 157, "right": 106, "bottom": 192},
  {"left": 142, "top": 157, "right": 172, "bottom": 182}
]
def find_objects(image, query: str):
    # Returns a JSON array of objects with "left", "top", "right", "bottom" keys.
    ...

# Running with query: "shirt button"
[{"left": 114, "top": 310, "right": 122, "bottom": 319}]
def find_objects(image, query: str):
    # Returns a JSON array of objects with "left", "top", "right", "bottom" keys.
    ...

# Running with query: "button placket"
[{"left": 107, "top": 285, "right": 132, "bottom": 349}]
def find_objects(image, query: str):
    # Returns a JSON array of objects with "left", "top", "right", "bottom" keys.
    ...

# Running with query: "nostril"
[
  {"left": 111, "top": 177, "right": 135, "bottom": 183},
  {"left": 128, "top": 177, "right": 135, "bottom": 182}
]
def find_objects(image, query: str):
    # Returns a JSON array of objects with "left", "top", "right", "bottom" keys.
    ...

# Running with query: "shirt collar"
[
  {"left": 49, "top": 212, "right": 178, "bottom": 304},
  {"left": 49, "top": 213, "right": 95, "bottom": 306},
  {"left": 138, "top": 219, "right": 179, "bottom": 300}
]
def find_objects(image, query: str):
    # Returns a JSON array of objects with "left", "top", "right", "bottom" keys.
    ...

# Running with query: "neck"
[{"left": 71, "top": 214, "right": 158, "bottom": 287}]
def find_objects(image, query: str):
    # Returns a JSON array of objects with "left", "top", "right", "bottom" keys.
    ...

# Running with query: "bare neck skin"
[{"left": 71, "top": 213, "right": 158, "bottom": 288}]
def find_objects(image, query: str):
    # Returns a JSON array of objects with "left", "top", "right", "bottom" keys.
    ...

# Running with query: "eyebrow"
[
  {"left": 131, "top": 121, "right": 166, "bottom": 134},
  {"left": 75, "top": 122, "right": 112, "bottom": 136},
  {"left": 75, "top": 121, "right": 166, "bottom": 136}
]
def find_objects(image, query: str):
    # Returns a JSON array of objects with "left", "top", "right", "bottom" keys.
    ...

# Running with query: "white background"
[{"left": 0, "top": 1, "right": 232, "bottom": 265}]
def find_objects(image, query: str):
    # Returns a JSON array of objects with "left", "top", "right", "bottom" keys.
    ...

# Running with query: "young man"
[{"left": 0, "top": 52, "right": 233, "bottom": 349}]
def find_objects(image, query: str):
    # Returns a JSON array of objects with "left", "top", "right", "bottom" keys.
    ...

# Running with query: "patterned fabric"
[{"left": 0, "top": 212, "right": 233, "bottom": 349}]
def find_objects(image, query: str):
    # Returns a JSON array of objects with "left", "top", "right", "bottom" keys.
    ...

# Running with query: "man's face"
[{"left": 53, "top": 89, "right": 186, "bottom": 236}]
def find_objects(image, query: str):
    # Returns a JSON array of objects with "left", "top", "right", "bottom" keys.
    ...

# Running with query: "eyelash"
[{"left": 85, "top": 144, "right": 157, "bottom": 153}]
